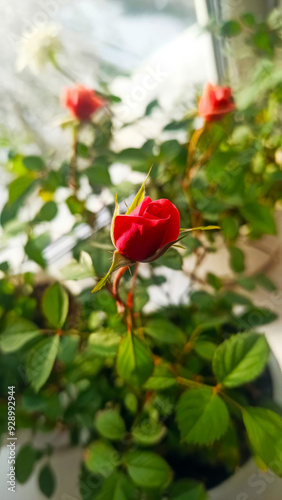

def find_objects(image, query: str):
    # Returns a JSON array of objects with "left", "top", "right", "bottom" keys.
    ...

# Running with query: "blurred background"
[{"left": 1, "top": 1, "right": 282, "bottom": 499}]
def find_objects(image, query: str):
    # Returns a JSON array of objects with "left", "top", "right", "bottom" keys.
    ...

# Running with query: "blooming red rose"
[
  {"left": 198, "top": 83, "right": 235, "bottom": 122},
  {"left": 112, "top": 197, "right": 180, "bottom": 262},
  {"left": 61, "top": 84, "right": 105, "bottom": 121}
]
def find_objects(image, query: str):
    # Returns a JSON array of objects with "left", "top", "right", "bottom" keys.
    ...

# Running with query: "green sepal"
[
  {"left": 126, "top": 166, "right": 152, "bottom": 215},
  {"left": 91, "top": 250, "right": 134, "bottom": 293}
]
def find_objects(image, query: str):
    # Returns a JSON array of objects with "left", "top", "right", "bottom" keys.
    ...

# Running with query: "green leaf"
[
  {"left": 34, "top": 201, "right": 57, "bottom": 222},
  {"left": 42, "top": 282, "right": 69, "bottom": 328},
  {"left": 126, "top": 167, "right": 152, "bottom": 215},
  {"left": 92, "top": 251, "right": 134, "bottom": 293},
  {"left": 229, "top": 246, "right": 245, "bottom": 273},
  {"left": 145, "top": 99, "right": 159, "bottom": 116},
  {"left": 0, "top": 319, "right": 41, "bottom": 353},
  {"left": 221, "top": 217, "right": 239, "bottom": 240},
  {"left": 85, "top": 440, "right": 119, "bottom": 477},
  {"left": 26, "top": 336, "right": 60, "bottom": 391},
  {"left": 23, "top": 155, "right": 45, "bottom": 171},
  {"left": 79, "top": 463, "right": 101, "bottom": 500},
  {"left": 25, "top": 233, "right": 50, "bottom": 268},
  {"left": 242, "top": 407, "right": 282, "bottom": 476},
  {"left": 154, "top": 248, "right": 182, "bottom": 270},
  {"left": 176, "top": 387, "right": 229, "bottom": 445},
  {"left": 220, "top": 20, "right": 241, "bottom": 37},
  {"left": 125, "top": 451, "right": 172, "bottom": 490},
  {"left": 15, "top": 444, "right": 37, "bottom": 484},
  {"left": 194, "top": 340, "right": 217, "bottom": 361},
  {"left": 85, "top": 166, "right": 112, "bottom": 186},
  {"left": 38, "top": 464, "right": 56, "bottom": 498},
  {"left": 163, "top": 118, "right": 192, "bottom": 131},
  {"left": 213, "top": 333, "right": 270, "bottom": 388},
  {"left": 60, "top": 251, "right": 95, "bottom": 280},
  {"left": 65, "top": 195, "right": 85, "bottom": 215},
  {"left": 240, "top": 13, "right": 255, "bottom": 27},
  {"left": 89, "top": 331, "right": 121, "bottom": 357},
  {"left": 117, "top": 332, "right": 154, "bottom": 387},
  {"left": 144, "top": 318, "right": 185, "bottom": 345},
  {"left": 9, "top": 175, "right": 34, "bottom": 204},
  {"left": 144, "top": 364, "right": 177, "bottom": 390},
  {"left": 237, "top": 307, "right": 277, "bottom": 328},
  {"left": 132, "top": 420, "right": 167, "bottom": 446},
  {"left": 115, "top": 148, "right": 148, "bottom": 169},
  {"left": 170, "top": 479, "right": 207, "bottom": 500},
  {"left": 241, "top": 202, "right": 276, "bottom": 235},
  {"left": 96, "top": 471, "right": 135, "bottom": 500},
  {"left": 95, "top": 409, "right": 126, "bottom": 441},
  {"left": 254, "top": 273, "right": 277, "bottom": 292},
  {"left": 207, "top": 272, "right": 222, "bottom": 290}
]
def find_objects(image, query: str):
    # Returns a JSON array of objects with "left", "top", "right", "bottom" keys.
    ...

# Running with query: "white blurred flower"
[{"left": 16, "top": 24, "right": 62, "bottom": 74}]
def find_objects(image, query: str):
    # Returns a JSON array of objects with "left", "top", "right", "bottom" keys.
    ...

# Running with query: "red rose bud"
[
  {"left": 113, "top": 196, "right": 180, "bottom": 262},
  {"left": 61, "top": 84, "right": 105, "bottom": 121},
  {"left": 198, "top": 83, "right": 235, "bottom": 122}
]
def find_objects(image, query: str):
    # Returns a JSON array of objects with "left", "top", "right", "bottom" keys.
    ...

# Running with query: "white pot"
[
  {"left": 0, "top": 429, "right": 83, "bottom": 500},
  {"left": 208, "top": 354, "right": 282, "bottom": 500}
]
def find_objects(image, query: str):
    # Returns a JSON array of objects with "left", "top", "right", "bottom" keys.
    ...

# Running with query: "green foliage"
[
  {"left": 0, "top": 319, "right": 41, "bottom": 353},
  {"left": 1, "top": 9, "right": 282, "bottom": 496},
  {"left": 96, "top": 471, "right": 135, "bottom": 500},
  {"left": 242, "top": 407, "right": 282, "bottom": 475},
  {"left": 38, "top": 464, "right": 56, "bottom": 498},
  {"left": 95, "top": 409, "right": 126, "bottom": 441},
  {"left": 85, "top": 440, "right": 119, "bottom": 476},
  {"left": 220, "top": 20, "right": 241, "bottom": 37},
  {"left": 23, "top": 156, "right": 45, "bottom": 171},
  {"left": 169, "top": 480, "right": 207, "bottom": 500},
  {"left": 213, "top": 333, "right": 270, "bottom": 388},
  {"left": 60, "top": 251, "right": 95, "bottom": 280},
  {"left": 241, "top": 203, "right": 276, "bottom": 235},
  {"left": 25, "top": 233, "right": 50, "bottom": 268},
  {"left": 229, "top": 246, "right": 245, "bottom": 273},
  {"left": 132, "top": 420, "right": 166, "bottom": 446},
  {"left": 15, "top": 444, "right": 37, "bottom": 483},
  {"left": 88, "top": 331, "right": 121, "bottom": 357},
  {"left": 34, "top": 201, "right": 58, "bottom": 222},
  {"left": 144, "top": 364, "right": 177, "bottom": 390},
  {"left": 26, "top": 336, "right": 60, "bottom": 391},
  {"left": 144, "top": 318, "right": 185, "bottom": 345},
  {"left": 176, "top": 387, "right": 229, "bottom": 445},
  {"left": 125, "top": 451, "right": 173, "bottom": 489},
  {"left": 117, "top": 332, "right": 154, "bottom": 387},
  {"left": 42, "top": 283, "right": 69, "bottom": 328}
]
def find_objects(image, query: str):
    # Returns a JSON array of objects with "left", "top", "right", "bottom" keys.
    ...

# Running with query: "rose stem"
[
  {"left": 112, "top": 266, "right": 128, "bottom": 314},
  {"left": 69, "top": 124, "right": 79, "bottom": 192},
  {"left": 126, "top": 263, "right": 140, "bottom": 332}
]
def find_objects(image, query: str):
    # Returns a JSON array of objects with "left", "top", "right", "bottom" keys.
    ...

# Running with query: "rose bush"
[
  {"left": 62, "top": 84, "right": 105, "bottom": 121},
  {"left": 112, "top": 197, "right": 180, "bottom": 261},
  {"left": 1, "top": 8, "right": 282, "bottom": 500},
  {"left": 198, "top": 82, "right": 235, "bottom": 121}
]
